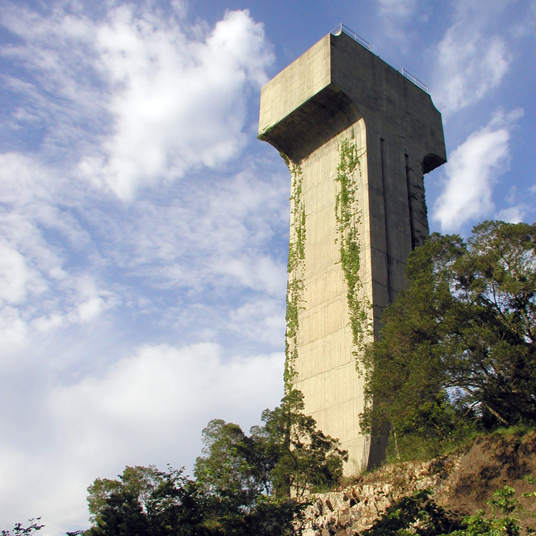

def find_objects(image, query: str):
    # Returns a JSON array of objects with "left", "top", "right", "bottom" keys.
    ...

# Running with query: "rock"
[
  {"left": 299, "top": 432, "right": 536, "bottom": 535},
  {"left": 300, "top": 455, "right": 462, "bottom": 535}
]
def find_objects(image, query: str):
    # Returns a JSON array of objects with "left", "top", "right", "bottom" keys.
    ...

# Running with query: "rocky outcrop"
[
  {"left": 301, "top": 431, "right": 536, "bottom": 536},
  {"left": 301, "top": 456, "right": 462, "bottom": 535}
]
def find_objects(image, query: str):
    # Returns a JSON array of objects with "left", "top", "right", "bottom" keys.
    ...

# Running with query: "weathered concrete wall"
[
  {"left": 296, "top": 122, "right": 371, "bottom": 476},
  {"left": 259, "top": 30, "right": 446, "bottom": 474}
]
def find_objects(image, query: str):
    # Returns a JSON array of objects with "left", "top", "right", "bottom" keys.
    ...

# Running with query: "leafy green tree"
[
  {"left": 194, "top": 419, "right": 277, "bottom": 534},
  {"left": 87, "top": 465, "right": 162, "bottom": 526},
  {"left": 87, "top": 390, "right": 347, "bottom": 535},
  {"left": 257, "top": 389, "right": 348, "bottom": 499},
  {"left": 361, "top": 221, "right": 536, "bottom": 459},
  {"left": 194, "top": 419, "right": 272, "bottom": 506},
  {"left": 86, "top": 465, "right": 209, "bottom": 536},
  {"left": 193, "top": 389, "right": 347, "bottom": 534},
  {"left": 195, "top": 389, "right": 347, "bottom": 501}
]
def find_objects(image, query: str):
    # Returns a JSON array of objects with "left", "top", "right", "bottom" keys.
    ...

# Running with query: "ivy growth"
[
  {"left": 283, "top": 153, "right": 306, "bottom": 392},
  {"left": 335, "top": 134, "right": 371, "bottom": 366}
]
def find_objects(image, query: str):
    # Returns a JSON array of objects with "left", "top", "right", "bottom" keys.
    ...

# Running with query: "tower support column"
[{"left": 259, "top": 30, "right": 446, "bottom": 473}]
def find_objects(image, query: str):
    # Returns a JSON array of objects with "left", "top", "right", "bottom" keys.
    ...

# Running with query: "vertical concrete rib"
[
  {"left": 259, "top": 31, "right": 446, "bottom": 473},
  {"left": 379, "top": 138, "right": 393, "bottom": 304},
  {"left": 405, "top": 153, "right": 417, "bottom": 251}
]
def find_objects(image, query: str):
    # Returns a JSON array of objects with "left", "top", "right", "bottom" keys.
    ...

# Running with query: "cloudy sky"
[{"left": 0, "top": 0, "right": 534, "bottom": 533}]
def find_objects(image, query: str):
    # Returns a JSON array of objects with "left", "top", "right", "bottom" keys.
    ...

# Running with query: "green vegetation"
[
  {"left": 360, "top": 489, "right": 462, "bottom": 536},
  {"left": 335, "top": 135, "right": 371, "bottom": 361},
  {"left": 192, "top": 388, "right": 346, "bottom": 534},
  {"left": 83, "top": 389, "right": 347, "bottom": 535},
  {"left": 285, "top": 155, "right": 306, "bottom": 274},
  {"left": 283, "top": 154, "right": 306, "bottom": 391},
  {"left": 86, "top": 466, "right": 207, "bottom": 536},
  {"left": 361, "top": 220, "right": 536, "bottom": 460},
  {"left": 362, "top": 482, "right": 536, "bottom": 536},
  {"left": 285, "top": 276, "right": 304, "bottom": 389}
]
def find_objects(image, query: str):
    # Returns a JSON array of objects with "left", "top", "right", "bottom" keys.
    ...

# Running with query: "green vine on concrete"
[
  {"left": 335, "top": 135, "right": 371, "bottom": 365},
  {"left": 283, "top": 154, "right": 306, "bottom": 392},
  {"left": 285, "top": 154, "right": 306, "bottom": 273}
]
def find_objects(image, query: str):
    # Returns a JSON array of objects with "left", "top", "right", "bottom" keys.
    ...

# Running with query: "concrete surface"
[{"left": 259, "top": 30, "right": 446, "bottom": 474}]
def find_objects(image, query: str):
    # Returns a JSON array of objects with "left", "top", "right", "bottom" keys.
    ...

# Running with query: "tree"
[
  {"left": 86, "top": 390, "right": 347, "bottom": 535},
  {"left": 361, "top": 221, "right": 536, "bottom": 458},
  {"left": 194, "top": 419, "right": 276, "bottom": 534},
  {"left": 193, "top": 389, "right": 348, "bottom": 534},
  {"left": 87, "top": 465, "right": 162, "bottom": 526},
  {"left": 86, "top": 465, "right": 209, "bottom": 536},
  {"left": 257, "top": 389, "right": 348, "bottom": 499},
  {"left": 195, "top": 389, "right": 347, "bottom": 501},
  {"left": 194, "top": 419, "right": 271, "bottom": 506}
]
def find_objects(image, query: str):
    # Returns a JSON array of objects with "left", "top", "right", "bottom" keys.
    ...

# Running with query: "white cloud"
[
  {"left": 493, "top": 185, "right": 529, "bottom": 223},
  {"left": 227, "top": 298, "right": 286, "bottom": 344},
  {"left": 433, "top": 110, "right": 522, "bottom": 231},
  {"left": 495, "top": 205, "right": 526, "bottom": 223},
  {"left": 0, "top": 241, "right": 32, "bottom": 304},
  {"left": 1, "top": 4, "right": 273, "bottom": 200},
  {"left": 0, "top": 306, "right": 28, "bottom": 350},
  {"left": 377, "top": 0, "right": 417, "bottom": 20},
  {"left": 375, "top": 0, "right": 418, "bottom": 44},
  {"left": 0, "top": 3, "right": 282, "bottom": 335},
  {"left": 0, "top": 153, "right": 116, "bottom": 333},
  {"left": 215, "top": 254, "right": 288, "bottom": 296},
  {"left": 92, "top": 164, "right": 289, "bottom": 297},
  {"left": 80, "top": 7, "right": 273, "bottom": 199},
  {"left": 431, "top": 0, "right": 513, "bottom": 115},
  {"left": 0, "top": 343, "right": 284, "bottom": 534},
  {"left": 434, "top": 34, "right": 510, "bottom": 115}
]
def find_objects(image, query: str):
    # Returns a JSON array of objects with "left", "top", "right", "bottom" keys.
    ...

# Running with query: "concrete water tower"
[{"left": 259, "top": 27, "right": 446, "bottom": 473}]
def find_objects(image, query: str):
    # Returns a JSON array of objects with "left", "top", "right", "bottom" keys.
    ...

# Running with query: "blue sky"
[{"left": 0, "top": 0, "right": 534, "bottom": 533}]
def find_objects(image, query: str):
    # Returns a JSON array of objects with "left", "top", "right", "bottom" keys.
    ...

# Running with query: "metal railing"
[
  {"left": 401, "top": 68, "right": 429, "bottom": 93},
  {"left": 330, "top": 24, "right": 430, "bottom": 94},
  {"left": 330, "top": 23, "right": 370, "bottom": 50}
]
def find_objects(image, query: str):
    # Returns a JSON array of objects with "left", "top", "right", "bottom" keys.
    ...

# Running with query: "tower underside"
[{"left": 259, "top": 30, "right": 446, "bottom": 474}]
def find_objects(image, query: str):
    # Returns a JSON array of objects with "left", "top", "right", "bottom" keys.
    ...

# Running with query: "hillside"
[{"left": 301, "top": 430, "right": 536, "bottom": 535}]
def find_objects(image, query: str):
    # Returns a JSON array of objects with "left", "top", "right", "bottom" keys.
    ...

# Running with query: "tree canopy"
[
  {"left": 361, "top": 220, "right": 536, "bottom": 458},
  {"left": 86, "top": 465, "right": 208, "bottom": 536},
  {"left": 86, "top": 389, "right": 347, "bottom": 536},
  {"left": 192, "top": 389, "right": 347, "bottom": 533},
  {"left": 195, "top": 389, "right": 347, "bottom": 501},
  {"left": 255, "top": 389, "right": 348, "bottom": 499}
]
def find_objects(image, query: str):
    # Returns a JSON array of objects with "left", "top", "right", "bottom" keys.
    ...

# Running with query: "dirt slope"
[{"left": 301, "top": 431, "right": 536, "bottom": 535}]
